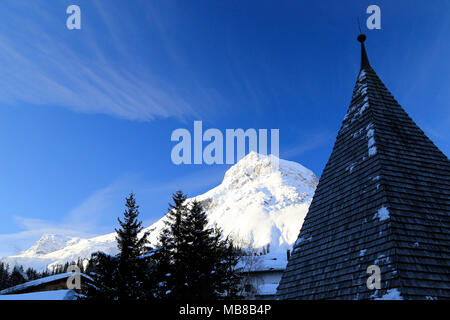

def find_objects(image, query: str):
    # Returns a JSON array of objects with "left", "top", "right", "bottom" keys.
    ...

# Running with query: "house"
[
  {"left": 0, "top": 272, "right": 90, "bottom": 299},
  {"left": 239, "top": 251, "right": 288, "bottom": 300}
]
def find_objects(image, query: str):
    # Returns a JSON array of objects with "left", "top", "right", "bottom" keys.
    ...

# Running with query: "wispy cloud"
[
  {"left": 281, "top": 131, "right": 334, "bottom": 159},
  {"left": 0, "top": 166, "right": 226, "bottom": 257},
  {"left": 0, "top": 217, "right": 97, "bottom": 258},
  {"left": 145, "top": 166, "right": 226, "bottom": 195},
  {"left": 0, "top": 1, "right": 203, "bottom": 122},
  {"left": 0, "top": 176, "right": 134, "bottom": 257}
]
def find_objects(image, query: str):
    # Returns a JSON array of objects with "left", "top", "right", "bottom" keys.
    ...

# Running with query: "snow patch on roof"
[
  {"left": 352, "top": 128, "right": 363, "bottom": 138},
  {"left": 357, "top": 102, "right": 369, "bottom": 116},
  {"left": 235, "top": 252, "right": 288, "bottom": 272},
  {"left": 374, "top": 288, "right": 403, "bottom": 300},
  {"left": 0, "top": 289, "right": 77, "bottom": 300},
  {"left": 257, "top": 283, "right": 279, "bottom": 296},
  {"left": 374, "top": 206, "right": 390, "bottom": 221},
  {"left": 374, "top": 254, "right": 390, "bottom": 265},
  {"left": 346, "top": 163, "right": 356, "bottom": 173},
  {"left": 366, "top": 124, "right": 377, "bottom": 157},
  {"left": 294, "top": 236, "right": 312, "bottom": 247},
  {"left": 358, "top": 70, "right": 367, "bottom": 80}
]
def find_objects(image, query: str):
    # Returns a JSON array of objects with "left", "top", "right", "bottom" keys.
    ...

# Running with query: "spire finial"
[
  {"left": 357, "top": 33, "right": 370, "bottom": 69},
  {"left": 357, "top": 34, "right": 366, "bottom": 43}
]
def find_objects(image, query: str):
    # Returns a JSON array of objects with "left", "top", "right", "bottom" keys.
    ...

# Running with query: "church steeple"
[
  {"left": 277, "top": 36, "right": 450, "bottom": 300},
  {"left": 357, "top": 33, "right": 371, "bottom": 69}
]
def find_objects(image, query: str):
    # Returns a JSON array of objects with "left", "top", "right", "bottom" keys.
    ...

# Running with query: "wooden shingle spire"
[{"left": 276, "top": 35, "right": 450, "bottom": 300}]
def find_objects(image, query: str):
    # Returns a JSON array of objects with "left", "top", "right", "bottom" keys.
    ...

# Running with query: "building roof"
[
  {"left": 0, "top": 289, "right": 77, "bottom": 300},
  {"left": 0, "top": 272, "right": 90, "bottom": 295},
  {"left": 276, "top": 35, "right": 450, "bottom": 300},
  {"left": 236, "top": 252, "right": 288, "bottom": 273}
]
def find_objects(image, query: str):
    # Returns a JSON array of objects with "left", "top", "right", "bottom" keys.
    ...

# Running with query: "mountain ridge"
[{"left": 2, "top": 152, "right": 318, "bottom": 271}]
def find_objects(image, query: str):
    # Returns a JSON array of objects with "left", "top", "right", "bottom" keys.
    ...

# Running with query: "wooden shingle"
[{"left": 276, "top": 35, "right": 450, "bottom": 300}]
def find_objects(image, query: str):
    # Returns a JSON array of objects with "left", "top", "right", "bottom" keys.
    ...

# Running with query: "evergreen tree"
[
  {"left": 76, "top": 258, "right": 86, "bottom": 273},
  {"left": 63, "top": 261, "right": 70, "bottom": 273},
  {"left": 41, "top": 269, "right": 50, "bottom": 278},
  {"left": 152, "top": 190, "right": 189, "bottom": 299},
  {"left": 183, "top": 200, "right": 240, "bottom": 299},
  {"left": 25, "top": 268, "right": 39, "bottom": 281},
  {"left": 213, "top": 238, "right": 242, "bottom": 299},
  {"left": 83, "top": 193, "right": 154, "bottom": 300},
  {"left": 51, "top": 264, "right": 63, "bottom": 275},
  {"left": 152, "top": 192, "right": 240, "bottom": 300},
  {"left": 0, "top": 263, "right": 10, "bottom": 290},
  {"left": 9, "top": 266, "right": 26, "bottom": 287},
  {"left": 114, "top": 193, "right": 152, "bottom": 300},
  {"left": 83, "top": 251, "right": 119, "bottom": 300}
]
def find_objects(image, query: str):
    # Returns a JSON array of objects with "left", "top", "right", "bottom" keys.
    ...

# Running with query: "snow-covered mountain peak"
[
  {"left": 223, "top": 151, "right": 278, "bottom": 182},
  {"left": 222, "top": 151, "right": 317, "bottom": 197},
  {"left": 184, "top": 152, "right": 318, "bottom": 251},
  {"left": 3, "top": 153, "right": 318, "bottom": 271},
  {"left": 22, "top": 234, "right": 81, "bottom": 256}
]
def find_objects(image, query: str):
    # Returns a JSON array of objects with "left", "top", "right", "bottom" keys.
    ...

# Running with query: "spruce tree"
[
  {"left": 152, "top": 192, "right": 240, "bottom": 300},
  {"left": 76, "top": 258, "right": 86, "bottom": 273},
  {"left": 84, "top": 251, "right": 119, "bottom": 300},
  {"left": 183, "top": 200, "right": 240, "bottom": 299},
  {"left": 152, "top": 190, "right": 189, "bottom": 299},
  {"left": 25, "top": 268, "right": 39, "bottom": 281},
  {"left": 9, "top": 266, "right": 26, "bottom": 287},
  {"left": 0, "top": 263, "right": 10, "bottom": 290},
  {"left": 115, "top": 193, "right": 152, "bottom": 299},
  {"left": 213, "top": 238, "right": 242, "bottom": 299},
  {"left": 41, "top": 269, "right": 50, "bottom": 278},
  {"left": 83, "top": 193, "right": 154, "bottom": 300}
]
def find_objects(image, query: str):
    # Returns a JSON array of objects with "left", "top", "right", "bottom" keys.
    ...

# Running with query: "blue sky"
[{"left": 0, "top": 0, "right": 449, "bottom": 256}]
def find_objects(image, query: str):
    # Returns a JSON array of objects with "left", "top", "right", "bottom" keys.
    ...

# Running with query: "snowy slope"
[
  {"left": 147, "top": 151, "right": 318, "bottom": 251},
  {"left": 2, "top": 152, "right": 318, "bottom": 271},
  {"left": 2, "top": 233, "right": 119, "bottom": 272},
  {"left": 0, "top": 290, "right": 77, "bottom": 300},
  {"left": 22, "top": 234, "right": 81, "bottom": 256}
]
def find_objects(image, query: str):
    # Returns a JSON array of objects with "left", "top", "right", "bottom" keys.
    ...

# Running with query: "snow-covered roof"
[
  {"left": 0, "top": 289, "right": 77, "bottom": 300},
  {"left": 257, "top": 283, "right": 279, "bottom": 296},
  {"left": 0, "top": 272, "right": 89, "bottom": 295},
  {"left": 236, "top": 252, "right": 288, "bottom": 273}
]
